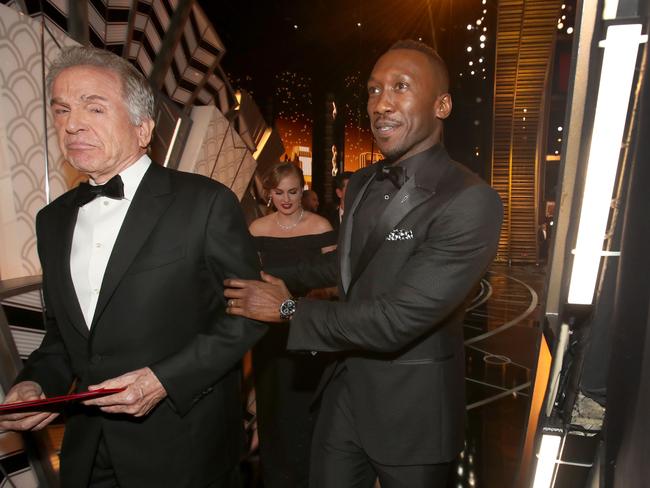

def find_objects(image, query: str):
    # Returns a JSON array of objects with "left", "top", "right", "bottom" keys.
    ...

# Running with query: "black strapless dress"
[{"left": 253, "top": 231, "right": 336, "bottom": 488}]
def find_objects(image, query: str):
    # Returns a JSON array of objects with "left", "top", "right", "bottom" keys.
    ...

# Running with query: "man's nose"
[
  {"left": 65, "top": 109, "right": 86, "bottom": 133},
  {"left": 372, "top": 89, "right": 394, "bottom": 114}
]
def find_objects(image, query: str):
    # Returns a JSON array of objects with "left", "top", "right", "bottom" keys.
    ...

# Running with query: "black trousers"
[
  {"left": 87, "top": 434, "right": 242, "bottom": 488},
  {"left": 88, "top": 434, "right": 119, "bottom": 488},
  {"left": 309, "top": 372, "right": 452, "bottom": 488}
]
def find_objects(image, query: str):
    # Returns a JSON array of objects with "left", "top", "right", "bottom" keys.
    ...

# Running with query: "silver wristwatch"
[{"left": 279, "top": 298, "right": 297, "bottom": 320}]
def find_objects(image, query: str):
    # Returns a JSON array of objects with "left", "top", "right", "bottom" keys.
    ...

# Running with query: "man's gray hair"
[{"left": 46, "top": 46, "right": 155, "bottom": 126}]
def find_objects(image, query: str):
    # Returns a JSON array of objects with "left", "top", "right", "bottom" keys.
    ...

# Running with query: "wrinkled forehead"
[{"left": 51, "top": 65, "right": 123, "bottom": 99}]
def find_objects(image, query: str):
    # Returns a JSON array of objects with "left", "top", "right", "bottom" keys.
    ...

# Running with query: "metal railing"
[{"left": 0, "top": 275, "right": 59, "bottom": 488}]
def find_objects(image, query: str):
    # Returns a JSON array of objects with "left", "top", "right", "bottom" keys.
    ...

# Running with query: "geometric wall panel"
[
  {"left": 178, "top": 105, "right": 257, "bottom": 201},
  {"left": 492, "top": 0, "right": 563, "bottom": 263},
  {"left": 0, "top": 5, "right": 80, "bottom": 280}
]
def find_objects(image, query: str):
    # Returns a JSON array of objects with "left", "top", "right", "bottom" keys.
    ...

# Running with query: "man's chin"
[
  {"left": 376, "top": 145, "right": 404, "bottom": 163},
  {"left": 66, "top": 159, "right": 100, "bottom": 176}
]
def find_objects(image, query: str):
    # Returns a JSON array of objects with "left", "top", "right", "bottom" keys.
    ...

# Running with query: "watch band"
[{"left": 279, "top": 298, "right": 297, "bottom": 320}]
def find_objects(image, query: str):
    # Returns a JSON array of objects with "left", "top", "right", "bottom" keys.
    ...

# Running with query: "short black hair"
[
  {"left": 334, "top": 171, "right": 353, "bottom": 190},
  {"left": 388, "top": 39, "right": 449, "bottom": 93}
]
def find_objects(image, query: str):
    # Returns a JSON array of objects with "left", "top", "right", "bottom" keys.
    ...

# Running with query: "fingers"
[
  {"left": 223, "top": 278, "right": 255, "bottom": 288},
  {"left": 84, "top": 368, "right": 166, "bottom": 417},
  {"left": 3, "top": 381, "right": 43, "bottom": 403},
  {"left": 224, "top": 287, "right": 246, "bottom": 299},
  {"left": 0, "top": 411, "right": 57, "bottom": 432},
  {"left": 0, "top": 382, "right": 51, "bottom": 432},
  {"left": 32, "top": 412, "right": 59, "bottom": 431},
  {"left": 260, "top": 271, "right": 282, "bottom": 285},
  {"left": 226, "top": 304, "right": 246, "bottom": 317}
]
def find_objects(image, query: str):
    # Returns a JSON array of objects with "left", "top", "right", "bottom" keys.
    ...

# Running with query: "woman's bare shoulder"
[
  {"left": 302, "top": 212, "right": 334, "bottom": 234},
  {"left": 249, "top": 214, "right": 275, "bottom": 236}
]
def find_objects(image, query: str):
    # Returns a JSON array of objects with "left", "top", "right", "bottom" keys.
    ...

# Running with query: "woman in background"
[{"left": 249, "top": 162, "right": 336, "bottom": 488}]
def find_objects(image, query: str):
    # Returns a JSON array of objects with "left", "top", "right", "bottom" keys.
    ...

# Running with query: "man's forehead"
[
  {"left": 51, "top": 66, "right": 122, "bottom": 100},
  {"left": 50, "top": 93, "right": 109, "bottom": 105},
  {"left": 370, "top": 50, "right": 433, "bottom": 77},
  {"left": 370, "top": 48, "right": 448, "bottom": 91},
  {"left": 53, "top": 65, "right": 120, "bottom": 88}
]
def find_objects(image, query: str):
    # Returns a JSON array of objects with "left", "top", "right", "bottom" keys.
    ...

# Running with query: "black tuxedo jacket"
[
  {"left": 282, "top": 145, "right": 502, "bottom": 465},
  {"left": 18, "top": 162, "right": 266, "bottom": 487}
]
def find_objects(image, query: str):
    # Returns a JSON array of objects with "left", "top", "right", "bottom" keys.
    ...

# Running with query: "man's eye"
[
  {"left": 89, "top": 106, "right": 104, "bottom": 113},
  {"left": 396, "top": 82, "right": 408, "bottom": 90},
  {"left": 367, "top": 86, "right": 380, "bottom": 95},
  {"left": 53, "top": 108, "right": 69, "bottom": 115}
]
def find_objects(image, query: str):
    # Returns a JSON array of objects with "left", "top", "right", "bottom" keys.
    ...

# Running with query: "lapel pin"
[{"left": 400, "top": 194, "right": 410, "bottom": 204}]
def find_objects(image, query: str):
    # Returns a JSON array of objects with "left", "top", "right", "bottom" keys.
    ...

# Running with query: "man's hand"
[
  {"left": 0, "top": 381, "right": 59, "bottom": 431},
  {"left": 224, "top": 271, "right": 291, "bottom": 323},
  {"left": 83, "top": 367, "right": 166, "bottom": 417}
]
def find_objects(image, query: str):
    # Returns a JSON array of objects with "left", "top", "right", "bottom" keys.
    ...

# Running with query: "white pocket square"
[{"left": 386, "top": 229, "right": 414, "bottom": 241}]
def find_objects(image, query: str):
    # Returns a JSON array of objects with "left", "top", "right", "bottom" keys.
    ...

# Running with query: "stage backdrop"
[{"left": 0, "top": 5, "right": 81, "bottom": 280}]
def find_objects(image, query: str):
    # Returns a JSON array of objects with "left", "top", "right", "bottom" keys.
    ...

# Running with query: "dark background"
[{"left": 202, "top": 0, "right": 499, "bottom": 178}]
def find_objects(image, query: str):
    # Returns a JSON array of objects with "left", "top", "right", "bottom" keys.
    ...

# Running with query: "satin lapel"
[
  {"left": 57, "top": 202, "right": 90, "bottom": 338},
  {"left": 340, "top": 173, "right": 376, "bottom": 295},
  {"left": 90, "top": 164, "right": 174, "bottom": 330},
  {"left": 348, "top": 177, "right": 435, "bottom": 291}
]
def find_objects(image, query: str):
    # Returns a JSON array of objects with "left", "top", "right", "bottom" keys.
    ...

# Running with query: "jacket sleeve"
[
  {"left": 150, "top": 187, "right": 267, "bottom": 416},
  {"left": 287, "top": 184, "right": 503, "bottom": 353},
  {"left": 15, "top": 210, "right": 74, "bottom": 396},
  {"left": 267, "top": 250, "right": 339, "bottom": 294}
]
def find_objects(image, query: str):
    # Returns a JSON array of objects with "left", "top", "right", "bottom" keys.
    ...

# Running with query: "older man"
[
  {"left": 0, "top": 46, "right": 265, "bottom": 487},
  {"left": 225, "top": 40, "right": 503, "bottom": 488}
]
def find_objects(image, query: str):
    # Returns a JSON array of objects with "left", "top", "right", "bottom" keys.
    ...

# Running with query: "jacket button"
[{"left": 90, "top": 354, "right": 102, "bottom": 364}]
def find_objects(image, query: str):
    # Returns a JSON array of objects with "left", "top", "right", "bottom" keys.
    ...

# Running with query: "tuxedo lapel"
[
  {"left": 90, "top": 164, "right": 174, "bottom": 330},
  {"left": 348, "top": 179, "right": 434, "bottom": 290},
  {"left": 57, "top": 197, "right": 90, "bottom": 338},
  {"left": 340, "top": 173, "right": 375, "bottom": 295},
  {"left": 347, "top": 145, "right": 451, "bottom": 291}
]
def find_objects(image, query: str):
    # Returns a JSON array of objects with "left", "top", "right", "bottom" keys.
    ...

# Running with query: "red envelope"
[{"left": 0, "top": 388, "right": 126, "bottom": 414}]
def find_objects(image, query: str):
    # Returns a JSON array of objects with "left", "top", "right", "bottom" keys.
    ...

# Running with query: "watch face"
[{"left": 280, "top": 299, "right": 296, "bottom": 319}]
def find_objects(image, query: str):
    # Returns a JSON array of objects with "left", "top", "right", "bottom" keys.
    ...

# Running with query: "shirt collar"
[
  {"left": 88, "top": 154, "right": 151, "bottom": 201},
  {"left": 119, "top": 154, "right": 151, "bottom": 201},
  {"left": 394, "top": 143, "right": 443, "bottom": 174}
]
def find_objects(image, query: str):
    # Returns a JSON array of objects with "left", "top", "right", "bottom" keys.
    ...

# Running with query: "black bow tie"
[
  {"left": 74, "top": 174, "right": 124, "bottom": 207},
  {"left": 376, "top": 164, "right": 406, "bottom": 189}
]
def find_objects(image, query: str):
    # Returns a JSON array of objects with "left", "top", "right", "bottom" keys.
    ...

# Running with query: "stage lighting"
[
  {"left": 532, "top": 430, "right": 563, "bottom": 488},
  {"left": 567, "top": 24, "right": 647, "bottom": 304}
]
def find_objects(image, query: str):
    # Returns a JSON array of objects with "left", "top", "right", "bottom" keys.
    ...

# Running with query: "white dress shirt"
[{"left": 70, "top": 155, "right": 151, "bottom": 328}]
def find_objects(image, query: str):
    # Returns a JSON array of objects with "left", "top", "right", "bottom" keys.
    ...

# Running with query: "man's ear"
[
  {"left": 435, "top": 93, "right": 452, "bottom": 120},
  {"left": 335, "top": 188, "right": 343, "bottom": 199},
  {"left": 137, "top": 118, "right": 155, "bottom": 148}
]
